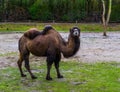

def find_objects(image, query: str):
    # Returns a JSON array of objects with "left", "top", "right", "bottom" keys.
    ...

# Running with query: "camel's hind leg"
[
  {"left": 17, "top": 54, "right": 26, "bottom": 77},
  {"left": 24, "top": 52, "right": 37, "bottom": 79},
  {"left": 17, "top": 52, "right": 37, "bottom": 79}
]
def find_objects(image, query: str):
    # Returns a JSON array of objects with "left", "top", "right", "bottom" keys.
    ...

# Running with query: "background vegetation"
[
  {"left": 0, "top": 0, "right": 120, "bottom": 22},
  {"left": 0, "top": 23, "right": 120, "bottom": 32}
]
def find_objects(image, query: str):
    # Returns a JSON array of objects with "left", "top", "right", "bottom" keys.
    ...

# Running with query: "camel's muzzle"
[{"left": 73, "top": 30, "right": 79, "bottom": 37}]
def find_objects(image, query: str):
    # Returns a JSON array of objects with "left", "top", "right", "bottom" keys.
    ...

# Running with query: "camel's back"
[
  {"left": 25, "top": 30, "right": 63, "bottom": 56},
  {"left": 19, "top": 27, "right": 66, "bottom": 56},
  {"left": 32, "top": 30, "right": 62, "bottom": 46},
  {"left": 24, "top": 26, "right": 55, "bottom": 40}
]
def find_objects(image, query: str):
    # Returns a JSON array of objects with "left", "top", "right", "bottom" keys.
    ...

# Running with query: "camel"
[{"left": 17, "top": 25, "right": 80, "bottom": 80}]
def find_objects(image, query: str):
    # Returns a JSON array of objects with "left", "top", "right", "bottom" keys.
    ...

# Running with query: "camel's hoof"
[
  {"left": 31, "top": 76, "right": 37, "bottom": 79},
  {"left": 58, "top": 75, "right": 64, "bottom": 78},
  {"left": 46, "top": 77, "right": 52, "bottom": 80},
  {"left": 21, "top": 74, "right": 26, "bottom": 77}
]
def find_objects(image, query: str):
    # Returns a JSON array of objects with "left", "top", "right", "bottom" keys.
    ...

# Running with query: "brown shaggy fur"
[
  {"left": 24, "top": 28, "right": 41, "bottom": 39},
  {"left": 17, "top": 26, "right": 80, "bottom": 80}
]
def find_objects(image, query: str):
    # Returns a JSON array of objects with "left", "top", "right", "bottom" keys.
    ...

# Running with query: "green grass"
[
  {"left": 0, "top": 52, "right": 17, "bottom": 57},
  {"left": 0, "top": 61, "right": 120, "bottom": 92},
  {"left": 0, "top": 23, "right": 120, "bottom": 32}
]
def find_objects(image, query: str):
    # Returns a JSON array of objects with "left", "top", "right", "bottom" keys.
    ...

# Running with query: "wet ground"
[{"left": 0, "top": 32, "right": 120, "bottom": 68}]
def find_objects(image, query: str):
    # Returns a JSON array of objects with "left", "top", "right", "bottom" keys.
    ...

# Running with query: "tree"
[{"left": 101, "top": 0, "right": 112, "bottom": 36}]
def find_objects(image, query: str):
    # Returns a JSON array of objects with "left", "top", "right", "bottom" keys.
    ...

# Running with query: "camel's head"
[{"left": 70, "top": 27, "right": 80, "bottom": 38}]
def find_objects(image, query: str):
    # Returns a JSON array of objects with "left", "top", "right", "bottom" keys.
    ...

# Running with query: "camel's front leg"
[
  {"left": 46, "top": 57, "right": 54, "bottom": 80},
  {"left": 46, "top": 61, "right": 53, "bottom": 80},
  {"left": 54, "top": 62, "right": 63, "bottom": 78},
  {"left": 54, "top": 54, "right": 63, "bottom": 78}
]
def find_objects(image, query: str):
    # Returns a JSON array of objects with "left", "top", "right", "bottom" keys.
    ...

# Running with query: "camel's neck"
[{"left": 61, "top": 35, "right": 80, "bottom": 58}]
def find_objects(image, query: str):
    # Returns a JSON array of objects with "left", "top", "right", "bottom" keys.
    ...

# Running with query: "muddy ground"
[{"left": 0, "top": 32, "right": 120, "bottom": 68}]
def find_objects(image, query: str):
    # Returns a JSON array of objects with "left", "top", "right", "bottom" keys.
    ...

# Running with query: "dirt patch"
[
  {"left": 77, "top": 32, "right": 120, "bottom": 63},
  {"left": 0, "top": 32, "right": 120, "bottom": 68}
]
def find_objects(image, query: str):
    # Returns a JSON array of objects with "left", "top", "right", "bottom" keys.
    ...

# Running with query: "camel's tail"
[{"left": 24, "top": 25, "right": 54, "bottom": 39}]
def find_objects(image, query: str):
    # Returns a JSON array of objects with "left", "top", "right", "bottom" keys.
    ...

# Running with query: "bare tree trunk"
[
  {"left": 101, "top": 0, "right": 107, "bottom": 36},
  {"left": 106, "top": 0, "right": 112, "bottom": 24},
  {"left": 101, "top": 0, "right": 112, "bottom": 36}
]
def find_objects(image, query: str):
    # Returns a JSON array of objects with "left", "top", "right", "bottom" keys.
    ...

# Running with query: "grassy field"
[
  {"left": 0, "top": 22, "right": 120, "bottom": 32},
  {"left": 0, "top": 60, "right": 120, "bottom": 92}
]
